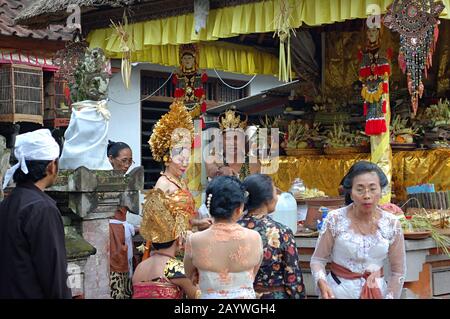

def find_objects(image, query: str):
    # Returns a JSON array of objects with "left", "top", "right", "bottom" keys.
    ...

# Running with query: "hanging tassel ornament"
[
  {"left": 273, "top": 0, "right": 295, "bottom": 82},
  {"left": 384, "top": 0, "right": 444, "bottom": 115}
]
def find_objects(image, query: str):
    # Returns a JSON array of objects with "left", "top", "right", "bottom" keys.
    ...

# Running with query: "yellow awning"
[
  {"left": 87, "top": 0, "right": 450, "bottom": 75},
  {"left": 87, "top": 38, "right": 279, "bottom": 76},
  {"left": 88, "top": 0, "right": 450, "bottom": 45}
]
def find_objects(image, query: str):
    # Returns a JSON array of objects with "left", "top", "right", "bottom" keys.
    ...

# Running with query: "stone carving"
[{"left": 70, "top": 48, "right": 111, "bottom": 102}]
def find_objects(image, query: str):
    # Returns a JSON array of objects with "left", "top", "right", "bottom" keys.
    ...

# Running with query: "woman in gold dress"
[
  {"left": 133, "top": 99, "right": 208, "bottom": 298},
  {"left": 133, "top": 182, "right": 199, "bottom": 299}
]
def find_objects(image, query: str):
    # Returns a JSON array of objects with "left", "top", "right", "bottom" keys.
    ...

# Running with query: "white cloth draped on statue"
[{"left": 59, "top": 100, "right": 113, "bottom": 170}]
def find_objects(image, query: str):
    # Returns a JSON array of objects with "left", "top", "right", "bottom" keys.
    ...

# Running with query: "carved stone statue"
[{"left": 70, "top": 48, "right": 110, "bottom": 102}]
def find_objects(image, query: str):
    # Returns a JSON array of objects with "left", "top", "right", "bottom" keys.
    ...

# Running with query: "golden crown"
[
  {"left": 179, "top": 43, "right": 198, "bottom": 59},
  {"left": 218, "top": 109, "right": 248, "bottom": 130},
  {"left": 149, "top": 99, "right": 194, "bottom": 162}
]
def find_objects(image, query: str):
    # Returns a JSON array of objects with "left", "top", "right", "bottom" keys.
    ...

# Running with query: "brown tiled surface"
[{"left": 0, "top": 0, "right": 71, "bottom": 41}]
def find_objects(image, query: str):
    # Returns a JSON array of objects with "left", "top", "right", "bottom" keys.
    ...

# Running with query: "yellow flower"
[{"left": 266, "top": 227, "right": 280, "bottom": 248}]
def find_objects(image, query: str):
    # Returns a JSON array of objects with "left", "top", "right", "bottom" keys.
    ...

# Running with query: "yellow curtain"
[
  {"left": 87, "top": 38, "right": 278, "bottom": 76},
  {"left": 271, "top": 149, "right": 450, "bottom": 201},
  {"left": 87, "top": 0, "right": 450, "bottom": 75},
  {"left": 323, "top": 25, "right": 403, "bottom": 94},
  {"left": 271, "top": 153, "right": 371, "bottom": 196},
  {"left": 88, "top": 0, "right": 450, "bottom": 46},
  {"left": 392, "top": 149, "right": 450, "bottom": 201},
  {"left": 323, "top": 19, "right": 450, "bottom": 96}
]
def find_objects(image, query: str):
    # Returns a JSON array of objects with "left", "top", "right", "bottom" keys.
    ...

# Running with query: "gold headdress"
[
  {"left": 140, "top": 188, "right": 192, "bottom": 243},
  {"left": 179, "top": 44, "right": 199, "bottom": 72},
  {"left": 218, "top": 109, "right": 248, "bottom": 130},
  {"left": 149, "top": 99, "right": 194, "bottom": 162},
  {"left": 179, "top": 44, "right": 198, "bottom": 60}
]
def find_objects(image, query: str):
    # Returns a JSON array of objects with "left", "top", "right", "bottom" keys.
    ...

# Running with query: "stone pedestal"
[
  {"left": 64, "top": 220, "right": 96, "bottom": 298},
  {"left": 47, "top": 166, "right": 144, "bottom": 299},
  {"left": 81, "top": 219, "right": 111, "bottom": 298}
]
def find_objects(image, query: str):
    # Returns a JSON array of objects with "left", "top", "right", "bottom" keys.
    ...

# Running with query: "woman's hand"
[
  {"left": 191, "top": 218, "right": 213, "bottom": 231},
  {"left": 318, "top": 279, "right": 335, "bottom": 299}
]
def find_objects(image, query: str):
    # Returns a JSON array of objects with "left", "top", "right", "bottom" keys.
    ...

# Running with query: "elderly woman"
[
  {"left": 184, "top": 176, "right": 263, "bottom": 299},
  {"left": 310, "top": 161, "right": 406, "bottom": 299},
  {"left": 108, "top": 140, "right": 138, "bottom": 299},
  {"left": 239, "top": 174, "right": 305, "bottom": 299},
  {"left": 108, "top": 140, "right": 134, "bottom": 173}
]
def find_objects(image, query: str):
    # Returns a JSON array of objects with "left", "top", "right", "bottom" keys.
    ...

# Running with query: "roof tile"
[{"left": 0, "top": 0, "right": 71, "bottom": 41}]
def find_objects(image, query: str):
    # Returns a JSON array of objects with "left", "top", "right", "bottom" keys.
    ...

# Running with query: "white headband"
[{"left": 2, "top": 129, "right": 60, "bottom": 189}]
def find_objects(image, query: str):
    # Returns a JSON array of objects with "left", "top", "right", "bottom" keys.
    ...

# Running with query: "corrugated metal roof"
[
  {"left": 0, "top": 0, "right": 72, "bottom": 41},
  {"left": 207, "top": 80, "right": 300, "bottom": 115}
]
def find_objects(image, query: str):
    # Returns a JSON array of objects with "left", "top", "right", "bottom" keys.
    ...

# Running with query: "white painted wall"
[{"left": 106, "top": 63, "right": 142, "bottom": 168}]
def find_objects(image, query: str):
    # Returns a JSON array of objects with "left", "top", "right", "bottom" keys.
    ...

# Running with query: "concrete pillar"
[{"left": 82, "top": 218, "right": 111, "bottom": 299}]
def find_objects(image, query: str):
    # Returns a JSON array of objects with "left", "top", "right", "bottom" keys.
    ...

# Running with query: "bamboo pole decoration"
[
  {"left": 110, "top": 12, "right": 135, "bottom": 89},
  {"left": 273, "top": 0, "right": 295, "bottom": 82}
]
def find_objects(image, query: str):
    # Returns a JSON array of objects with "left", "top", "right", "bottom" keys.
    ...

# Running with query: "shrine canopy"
[
  {"left": 16, "top": 0, "right": 450, "bottom": 76},
  {"left": 87, "top": 0, "right": 450, "bottom": 46},
  {"left": 86, "top": 0, "right": 450, "bottom": 75}
]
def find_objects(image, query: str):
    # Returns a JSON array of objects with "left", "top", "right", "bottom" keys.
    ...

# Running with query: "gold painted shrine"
[{"left": 271, "top": 148, "right": 450, "bottom": 202}]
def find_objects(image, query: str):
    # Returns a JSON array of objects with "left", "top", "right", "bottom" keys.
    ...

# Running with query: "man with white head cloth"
[{"left": 0, "top": 129, "right": 72, "bottom": 299}]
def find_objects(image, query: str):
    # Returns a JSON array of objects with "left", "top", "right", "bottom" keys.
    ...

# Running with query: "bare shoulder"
[
  {"left": 154, "top": 175, "right": 172, "bottom": 193},
  {"left": 189, "top": 229, "right": 207, "bottom": 243},
  {"left": 132, "top": 259, "right": 150, "bottom": 283}
]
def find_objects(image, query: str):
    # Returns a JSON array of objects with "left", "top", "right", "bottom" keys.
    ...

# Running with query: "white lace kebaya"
[{"left": 310, "top": 205, "right": 406, "bottom": 299}]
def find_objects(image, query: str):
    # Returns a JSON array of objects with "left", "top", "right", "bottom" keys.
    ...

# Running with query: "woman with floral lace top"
[
  {"left": 310, "top": 161, "right": 406, "bottom": 299},
  {"left": 239, "top": 174, "right": 305, "bottom": 299},
  {"left": 184, "top": 176, "right": 263, "bottom": 299}
]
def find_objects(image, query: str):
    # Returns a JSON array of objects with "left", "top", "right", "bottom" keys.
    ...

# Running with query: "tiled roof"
[{"left": 0, "top": 0, "right": 72, "bottom": 41}]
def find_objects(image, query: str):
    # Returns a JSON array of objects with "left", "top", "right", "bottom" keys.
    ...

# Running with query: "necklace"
[
  {"left": 161, "top": 172, "right": 185, "bottom": 189},
  {"left": 350, "top": 205, "right": 378, "bottom": 236}
]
